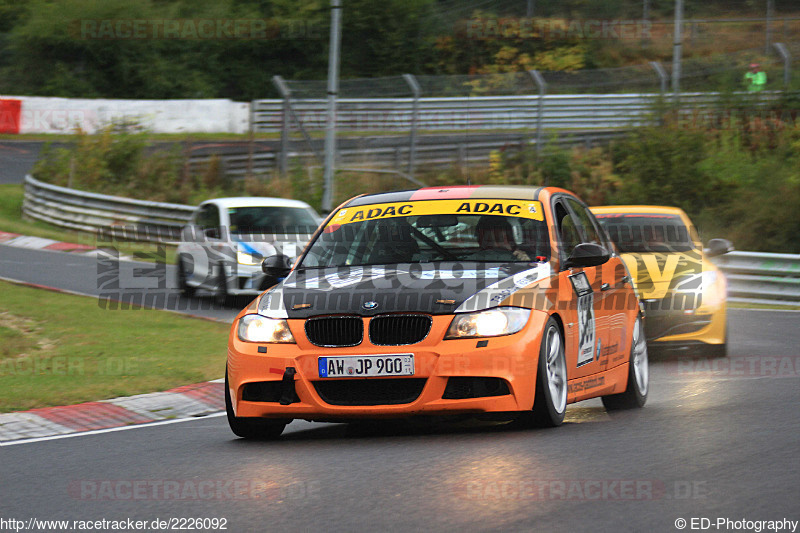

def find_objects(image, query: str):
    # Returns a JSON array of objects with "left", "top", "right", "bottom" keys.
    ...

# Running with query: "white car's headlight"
[
  {"left": 237, "top": 314, "right": 295, "bottom": 343},
  {"left": 445, "top": 307, "right": 530, "bottom": 339},
  {"left": 237, "top": 248, "right": 264, "bottom": 266}
]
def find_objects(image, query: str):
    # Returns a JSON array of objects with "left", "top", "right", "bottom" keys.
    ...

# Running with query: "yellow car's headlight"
[
  {"left": 237, "top": 314, "right": 295, "bottom": 343},
  {"left": 445, "top": 307, "right": 530, "bottom": 339},
  {"left": 674, "top": 271, "right": 726, "bottom": 309}
]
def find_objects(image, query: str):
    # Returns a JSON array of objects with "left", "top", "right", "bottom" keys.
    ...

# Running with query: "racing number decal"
[{"left": 569, "top": 272, "right": 596, "bottom": 367}]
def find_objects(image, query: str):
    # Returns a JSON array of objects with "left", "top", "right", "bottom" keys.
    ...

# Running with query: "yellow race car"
[{"left": 590, "top": 206, "right": 732, "bottom": 356}]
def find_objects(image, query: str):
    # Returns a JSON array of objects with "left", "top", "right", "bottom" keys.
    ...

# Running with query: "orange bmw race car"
[{"left": 226, "top": 185, "right": 649, "bottom": 439}]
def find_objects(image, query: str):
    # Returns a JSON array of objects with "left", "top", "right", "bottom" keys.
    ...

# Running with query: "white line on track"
[{"left": 0, "top": 412, "right": 226, "bottom": 447}]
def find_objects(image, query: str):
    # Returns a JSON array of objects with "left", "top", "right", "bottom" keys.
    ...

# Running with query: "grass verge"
[
  {"left": 729, "top": 302, "right": 800, "bottom": 311},
  {"left": 0, "top": 280, "right": 230, "bottom": 413}
]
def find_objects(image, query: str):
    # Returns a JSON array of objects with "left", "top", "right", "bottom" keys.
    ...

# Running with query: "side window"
[
  {"left": 197, "top": 205, "right": 221, "bottom": 237},
  {"left": 566, "top": 198, "right": 602, "bottom": 245},
  {"left": 554, "top": 201, "right": 580, "bottom": 253}
]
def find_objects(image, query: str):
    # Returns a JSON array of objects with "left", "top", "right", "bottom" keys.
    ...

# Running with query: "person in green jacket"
[{"left": 745, "top": 63, "right": 767, "bottom": 92}]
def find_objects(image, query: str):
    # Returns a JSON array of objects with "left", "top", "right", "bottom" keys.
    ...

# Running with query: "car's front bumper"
[
  {"left": 642, "top": 299, "right": 726, "bottom": 347},
  {"left": 227, "top": 312, "right": 550, "bottom": 421}
]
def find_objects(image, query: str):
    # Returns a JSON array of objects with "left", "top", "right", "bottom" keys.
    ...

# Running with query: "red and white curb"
[
  {"left": 0, "top": 231, "right": 132, "bottom": 259},
  {"left": 0, "top": 379, "right": 225, "bottom": 444}
]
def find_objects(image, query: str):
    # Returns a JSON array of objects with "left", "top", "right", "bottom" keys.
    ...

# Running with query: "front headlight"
[
  {"left": 673, "top": 271, "right": 718, "bottom": 294},
  {"left": 237, "top": 249, "right": 264, "bottom": 266},
  {"left": 237, "top": 314, "right": 295, "bottom": 343},
  {"left": 445, "top": 307, "right": 530, "bottom": 339},
  {"left": 674, "top": 271, "right": 726, "bottom": 308}
]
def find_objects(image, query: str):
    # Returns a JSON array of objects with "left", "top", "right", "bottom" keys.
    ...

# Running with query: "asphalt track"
[{"left": 1, "top": 244, "right": 799, "bottom": 531}]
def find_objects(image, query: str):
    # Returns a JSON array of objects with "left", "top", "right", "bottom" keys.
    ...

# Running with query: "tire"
[
  {"left": 518, "top": 317, "right": 568, "bottom": 428},
  {"left": 702, "top": 342, "right": 727, "bottom": 358},
  {"left": 700, "top": 318, "right": 728, "bottom": 357},
  {"left": 214, "top": 264, "right": 233, "bottom": 307},
  {"left": 602, "top": 314, "right": 649, "bottom": 410},
  {"left": 176, "top": 256, "right": 195, "bottom": 298},
  {"left": 225, "top": 370, "right": 286, "bottom": 440}
]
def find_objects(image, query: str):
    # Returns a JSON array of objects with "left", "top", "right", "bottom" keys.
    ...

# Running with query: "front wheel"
[
  {"left": 516, "top": 317, "right": 567, "bottom": 428},
  {"left": 214, "top": 264, "right": 233, "bottom": 307},
  {"left": 225, "top": 371, "right": 286, "bottom": 440},
  {"left": 176, "top": 256, "right": 195, "bottom": 298},
  {"left": 602, "top": 314, "right": 649, "bottom": 410}
]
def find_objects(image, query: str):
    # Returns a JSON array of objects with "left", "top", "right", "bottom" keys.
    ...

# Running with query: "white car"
[{"left": 176, "top": 197, "right": 321, "bottom": 305}]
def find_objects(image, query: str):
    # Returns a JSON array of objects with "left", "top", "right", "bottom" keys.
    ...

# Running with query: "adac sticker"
[{"left": 329, "top": 199, "right": 544, "bottom": 226}]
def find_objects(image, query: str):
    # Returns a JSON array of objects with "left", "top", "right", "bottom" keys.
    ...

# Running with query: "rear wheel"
[
  {"left": 602, "top": 314, "right": 649, "bottom": 410},
  {"left": 225, "top": 370, "right": 286, "bottom": 440}
]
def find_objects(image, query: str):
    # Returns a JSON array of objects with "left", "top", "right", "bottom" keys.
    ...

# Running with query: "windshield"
[
  {"left": 594, "top": 214, "right": 697, "bottom": 253},
  {"left": 228, "top": 206, "right": 319, "bottom": 235},
  {"left": 299, "top": 200, "right": 550, "bottom": 268}
]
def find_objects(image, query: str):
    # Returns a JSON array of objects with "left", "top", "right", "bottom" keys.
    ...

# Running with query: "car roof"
[
  {"left": 589, "top": 205, "right": 687, "bottom": 216},
  {"left": 201, "top": 197, "right": 315, "bottom": 210},
  {"left": 342, "top": 185, "right": 552, "bottom": 207}
]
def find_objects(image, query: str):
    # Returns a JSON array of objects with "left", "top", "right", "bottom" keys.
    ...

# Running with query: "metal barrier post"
[
  {"left": 529, "top": 70, "right": 547, "bottom": 158},
  {"left": 272, "top": 75, "right": 324, "bottom": 168},
  {"left": 773, "top": 43, "right": 791, "bottom": 87},
  {"left": 402, "top": 74, "right": 421, "bottom": 179},
  {"left": 649, "top": 61, "right": 668, "bottom": 96}
]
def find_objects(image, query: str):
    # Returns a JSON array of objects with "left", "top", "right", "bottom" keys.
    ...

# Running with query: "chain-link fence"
[{"left": 211, "top": 36, "right": 800, "bottom": 195}]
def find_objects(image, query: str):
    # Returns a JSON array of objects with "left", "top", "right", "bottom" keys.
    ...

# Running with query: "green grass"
[
  {"left": 0, "top": 280, "right": 231, "bottom": 412},
  {"left": 729, "top": 302, "right": 800, "bottom": 311},
  {"left": 0, "top": 183, "right": 177, "bottom": 264}
]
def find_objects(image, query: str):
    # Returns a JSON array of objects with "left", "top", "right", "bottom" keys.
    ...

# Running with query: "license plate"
[{"left": 318, "top": 354, "right": 414, "bottom": 378}]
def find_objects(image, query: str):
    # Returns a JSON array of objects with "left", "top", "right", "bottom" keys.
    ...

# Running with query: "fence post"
[
  {"left": 529, "top": 70, "right": 547, "bottom": 158},
  {"left": 272, "top": 75, "right": 324, "bottom": 168},
  {"left": 773, "top": 43, "right": 791, "bottom": 88},
  {"left": 649, "top": 61, "right": 668, "bottom": 96},
  {"left": 402, "top": 74, "right": 421, "bottom": 180}
]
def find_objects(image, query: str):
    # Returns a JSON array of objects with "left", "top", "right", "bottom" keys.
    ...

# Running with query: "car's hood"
[
  {"left": 258, "top": 262, "right": 552, "bottom": 319},
  {"left": 619, "top": 250, "right": 710, "bottom": 300}
]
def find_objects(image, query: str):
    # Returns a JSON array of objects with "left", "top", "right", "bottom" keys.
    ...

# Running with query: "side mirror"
[
  {"left": 705, "top": 238, "right": 734, "bottom": 258},
  {"left": 262, "top": 254, "right": 292, "bottom": 278},
  {"left": 563, "top": 243, "right": 611, "bottom": 269}
]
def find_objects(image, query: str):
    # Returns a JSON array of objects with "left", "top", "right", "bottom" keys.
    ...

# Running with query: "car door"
[
  {"left": 563, "top": 197, "right": 630, "bottom": 372},
  {"left": 552, "top": 196, "right": 606, "bottom": 380}
]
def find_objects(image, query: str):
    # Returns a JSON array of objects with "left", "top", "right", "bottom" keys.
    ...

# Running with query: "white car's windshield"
[{"left": 228, "top": 206, "right": 319, "bottom": 235}]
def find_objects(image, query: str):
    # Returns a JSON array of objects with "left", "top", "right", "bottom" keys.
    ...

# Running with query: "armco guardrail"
[
  {"left": 189, "top": 130, "right": 627, "bottom": 178},
  {"left": 22, "top": 175, "right": 193, "bottom": 243},
  {"left": 21, "top": 175, "right": 800, "bottom": 307},
  {"left": 712, "top": 251, "right": 800, "bottom": 307},
  {"left": 252, "top": 92, "right": 731, "bottom": 133}
]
